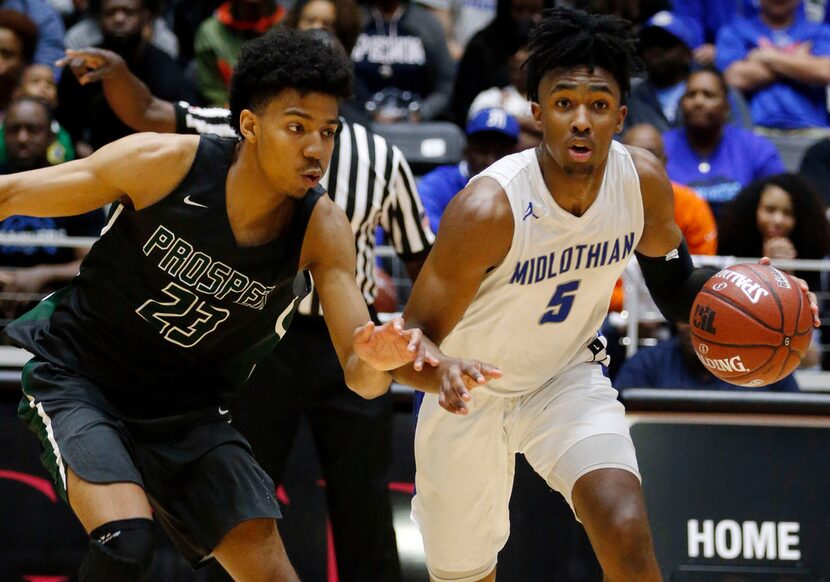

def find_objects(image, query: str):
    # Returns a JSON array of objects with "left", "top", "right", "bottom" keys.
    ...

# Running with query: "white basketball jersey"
[{"left": 440, "top": 141, "right": 644, "bottom": 396}]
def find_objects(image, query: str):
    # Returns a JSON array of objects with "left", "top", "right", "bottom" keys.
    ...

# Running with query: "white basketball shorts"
[{"left": 410, "top": 362, "right": 640, "bottom": 582}]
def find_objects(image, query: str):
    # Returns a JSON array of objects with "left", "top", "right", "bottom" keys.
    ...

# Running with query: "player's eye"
[
  {"left": 555, "top": 98, "right": 570, "bottom": 109},
  {"left": 594, "top": 100, "right": 609, "bottom": 110},
  {"left": 322, "top": 128, "right": 336, "bottom": 138},
  {"left": 288, "top": 123, "right": 304, "bottom": 134}
]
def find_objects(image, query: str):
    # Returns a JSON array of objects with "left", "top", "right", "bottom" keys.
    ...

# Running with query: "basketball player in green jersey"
[{"left": 0, "top": 30, "right": 444, "bottom": 580}]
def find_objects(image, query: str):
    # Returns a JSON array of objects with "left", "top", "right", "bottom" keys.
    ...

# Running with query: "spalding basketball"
[{"left": 690, "top": 263, "right": 813, "bottom": 387}]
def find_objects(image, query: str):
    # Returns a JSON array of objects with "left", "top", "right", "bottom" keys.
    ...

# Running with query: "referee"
[{"left": 61, "top": 44, "right": 434, "bottom": 581}]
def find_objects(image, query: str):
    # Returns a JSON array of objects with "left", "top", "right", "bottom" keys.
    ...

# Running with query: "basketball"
[{"left": 689, "top": 263, "right": 813, "bottom": 387}]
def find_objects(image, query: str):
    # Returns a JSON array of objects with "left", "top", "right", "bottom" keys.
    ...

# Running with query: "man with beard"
[
  {"left": 626, "top": 10, "right": 751, "bottom": 132},
  {"left": 56, "top": 0, "right": 197, "bottom": 153},
  {"left": 0, "top": 97, "right": 104, "bottom": 317}
]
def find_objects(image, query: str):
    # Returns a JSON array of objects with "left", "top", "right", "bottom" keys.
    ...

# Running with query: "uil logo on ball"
[{"left": 693, "top": 304, "right": 717, "bottom": 333}]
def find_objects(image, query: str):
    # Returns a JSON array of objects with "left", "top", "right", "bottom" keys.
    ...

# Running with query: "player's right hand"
[{"left": 438, "top": 359, "right": 502, "bottom": 415}]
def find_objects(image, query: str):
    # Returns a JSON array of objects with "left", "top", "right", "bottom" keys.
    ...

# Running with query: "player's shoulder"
[
  {"left": 117, "top": 132, "right": 200, "bottom": 161},
  {"left": 623, "top": 143, "right": 670, "bottom": 191},
  {"left": 445, "top": 174, "right": 512, "bottom": 230}
]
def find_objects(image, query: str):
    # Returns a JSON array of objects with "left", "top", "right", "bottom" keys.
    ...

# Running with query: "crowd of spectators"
[
  {"left": 0, "top": 1, "right": 828, "bottom": 579},
  {"left": 0, "top": 1, "right": 829, "bottom": 381}
]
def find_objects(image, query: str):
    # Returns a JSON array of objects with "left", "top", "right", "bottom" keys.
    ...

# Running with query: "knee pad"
[{"left": 79, "top": 518, "right": 155, "bottom": 581}]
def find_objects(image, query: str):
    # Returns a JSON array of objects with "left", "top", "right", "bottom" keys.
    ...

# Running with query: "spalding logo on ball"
[{"left": 689, "top": 263, "right": 813, "bottom": 387}]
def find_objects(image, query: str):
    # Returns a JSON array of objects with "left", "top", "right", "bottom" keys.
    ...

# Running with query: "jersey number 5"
[
  {"left": 136, "top": 282, "right": 229, "bottom": 348},
  {"left": 539, "top": 280, "right": 580, "bottom": 324}
]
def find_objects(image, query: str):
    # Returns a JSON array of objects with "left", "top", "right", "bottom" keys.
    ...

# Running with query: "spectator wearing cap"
[
  {"left": 195, "top": 0, "right": 284, "bottom": 106},
  {"left": 627, "top": 10, "right": 752, "bottom": 132},
  {"left": 717, "top": 0, "right": 830, "bottom": 130},
  {"left": 418, "top": 107, "right": 518, "bottom": 233}
]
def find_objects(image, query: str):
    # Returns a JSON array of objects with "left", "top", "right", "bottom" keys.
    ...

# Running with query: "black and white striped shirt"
[{"left": 174, "top": 102, "right": 435, "bottom": 316}]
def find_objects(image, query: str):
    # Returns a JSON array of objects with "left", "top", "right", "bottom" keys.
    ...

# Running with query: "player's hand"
[
  {"left": 352, "top": 316, "right": 439, "bottom": 371},
  {"left": 759, "top": 257, "right": 820, "bottom": 326},
  {"left": 438, "top": 358, "right": 502, "bottom": 416},
  {"left": 56, "top": 48, "right": 127, "bottom": 85}
]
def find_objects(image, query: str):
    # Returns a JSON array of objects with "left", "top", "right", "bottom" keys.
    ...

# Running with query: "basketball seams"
[
  {"left": 744, "top": 263, "right": 786, "bottom": 332},
  {"left": 697, "top": 289, "right": 783, "bottom": 334}
]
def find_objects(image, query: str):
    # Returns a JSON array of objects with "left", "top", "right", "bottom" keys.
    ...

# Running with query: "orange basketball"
[{"left": 689, "top": 263, "right": 813, "bottom": 387}]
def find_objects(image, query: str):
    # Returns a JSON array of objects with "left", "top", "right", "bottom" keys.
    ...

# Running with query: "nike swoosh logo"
[
  {"left": 184, "top": 195, "right": 209, "bottom": 209},
  {"left": 218, "top": 406, "right": 229, "bottom": 415}
]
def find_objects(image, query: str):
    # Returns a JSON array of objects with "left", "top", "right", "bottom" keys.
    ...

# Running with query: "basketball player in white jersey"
[{"left": 393, "top": 8, "right": 821, "bottom": 582}]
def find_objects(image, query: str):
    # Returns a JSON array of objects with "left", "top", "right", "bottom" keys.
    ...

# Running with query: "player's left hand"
[
  {"left": 353, "top": 316, "right": 440, "bottom": 371},
  {"left": 760, "top": 257, "right": 820, "bottom": 327}
]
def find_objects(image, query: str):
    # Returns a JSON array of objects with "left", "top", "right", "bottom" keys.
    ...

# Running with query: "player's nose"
[{"left": 570, "top": 105, "right": 591, "bottom": 134}]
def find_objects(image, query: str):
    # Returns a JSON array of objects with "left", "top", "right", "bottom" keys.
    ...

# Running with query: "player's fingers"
[
  {"left": 439, "top": 377, "right": 467, "bottom": 415},
  {"left": 352, "top": 321, "right": 375, "bottom": 344},
  {"left": 390, "top": 315, "right": 404, "bottom": 333},
  {"left": 479, "top": 361, "right": 503, "bottom": 379},
  {"left": 443, "top": 371, "right": 467, "bottom": 406},
  {"left": 406, "top": 327, "right": 422, "bottom": 352},
  {"left": 758, "top": 256, "right": 772, "bottom": 266},
  {"left": 807, "top": 290, "right": 820, "bottom": 327},
  {"left": 460, "top": 361, "right": 486, "bottom": 387},
  {"left": 448, "top": 366, "right": 473, "bottom": 402}
]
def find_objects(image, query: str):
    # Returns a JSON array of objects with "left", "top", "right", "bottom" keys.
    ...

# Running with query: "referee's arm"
[{"left": 60, "top": 48, "right": 178, "bottom": 133}]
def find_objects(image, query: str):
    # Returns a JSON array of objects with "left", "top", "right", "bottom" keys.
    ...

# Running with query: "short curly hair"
[
  {"left": 525, "top": 8, "right": 640, "bottom": 103},
  {"left": 229, "top": 29, "right": 354, "bottom": 133}
]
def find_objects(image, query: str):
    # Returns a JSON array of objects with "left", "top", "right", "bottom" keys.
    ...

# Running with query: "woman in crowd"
[{"left": 718, "top": 173, "right": 830, "bottom": 368}]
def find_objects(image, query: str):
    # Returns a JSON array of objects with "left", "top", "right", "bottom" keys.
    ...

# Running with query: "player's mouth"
[
  {"left": 301, "top": 169, "right": 323, "bottom": 187},
  {"left": 567, "top": 142, "right": 593, "bottom": 162}
]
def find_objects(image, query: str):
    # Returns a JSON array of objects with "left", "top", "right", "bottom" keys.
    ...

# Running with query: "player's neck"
[
  {"left": 536, "top": 147, "right": 606, "bottom": 217},
  {"left": 225, "top": 144, "right": 295, "bottom": 246}
]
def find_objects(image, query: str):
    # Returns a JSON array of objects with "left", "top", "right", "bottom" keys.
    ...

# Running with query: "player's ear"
[
  {"left": 616, "top": 105, "right": 628, "bottom": 134},
  {"left": 531, "top": 101, "right": 541, "bottom": 124},
  {"left": 238, "top": 109, "right": 258, "bottom": 143}
]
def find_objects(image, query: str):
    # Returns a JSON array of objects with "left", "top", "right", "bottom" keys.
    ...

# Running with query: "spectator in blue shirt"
[
  {"left": 716, "top": 0, "right": 830, "bottom": 129},
  {"left": 418, "top": 107, "right": 518, "bottom": 232},
  {"left": 670, "top": 0, "right": 758, "bottom": 65},
  {"left": 615, "top": 322, "right": 800, "bottom": 392},
  {"left": 663, "top": 66, "right": 786, "bottom": 216},
  {"left": 627, "top": 10, "right": 752, "bottom": 133}
]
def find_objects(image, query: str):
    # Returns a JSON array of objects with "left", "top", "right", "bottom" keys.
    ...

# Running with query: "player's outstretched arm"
[
  {"left": 629, "top": 146, "right": 719, "bottom": 324},
  {"left": 392, "top": 178, "right": 509, "bottom": 414},
  {"left": 58, "top": 48, "right": 177, "bottom": 133},
  {"left": 0, "top": 133, "right": 199, "bottom": 220},
  {"left": 303, "top": 198, "right": 433, "bottom": 398}
]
